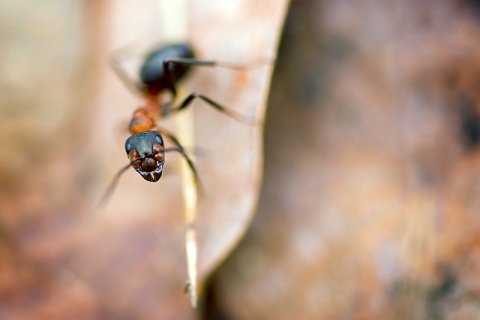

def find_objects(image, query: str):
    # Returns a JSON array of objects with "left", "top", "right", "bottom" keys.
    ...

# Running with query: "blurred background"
[{"left": 2, "top": 0, "right": 480, "bottom": 319}]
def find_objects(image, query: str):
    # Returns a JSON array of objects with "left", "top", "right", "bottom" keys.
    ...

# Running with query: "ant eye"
[
  {"left": 155, "top": 134, "right": 163, "bottom": 144},
  {"left": 125, "top": 142, "right": 131, "bottom": 153}
]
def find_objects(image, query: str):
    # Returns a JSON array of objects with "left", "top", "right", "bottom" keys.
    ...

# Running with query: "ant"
[{"left": 99, "top": 43, "right": 256, "bottom": 207}]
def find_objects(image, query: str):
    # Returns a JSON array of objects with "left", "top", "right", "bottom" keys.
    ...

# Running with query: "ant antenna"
[
  {"left": 97, "top": 148, "right": 202, "bottom": 209},
  {"left": 97, "top": 162, "right": 134, "bottom": 209}
]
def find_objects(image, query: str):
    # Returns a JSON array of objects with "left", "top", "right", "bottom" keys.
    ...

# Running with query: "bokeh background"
[
  {"left": 0, "top": 0, "right": 284, "bottom": 319},
  {"left": 2, "top": 0, "right": 480, "bottom": 319}
]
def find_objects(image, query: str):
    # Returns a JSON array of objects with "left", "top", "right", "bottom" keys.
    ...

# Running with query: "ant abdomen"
[{"left": 140, "top": 43, "right": 195, "bottom": 95}]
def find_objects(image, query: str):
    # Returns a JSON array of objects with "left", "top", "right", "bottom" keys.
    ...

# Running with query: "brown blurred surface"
[
  {"left": 0, "top": 0, "right": 287, "bottom": 319},
  {"left": 210, "top": 0, "right": 480, "bottom": 319},
  {"left": 6, "top": 0, "right": 480, "bottom": 319}
]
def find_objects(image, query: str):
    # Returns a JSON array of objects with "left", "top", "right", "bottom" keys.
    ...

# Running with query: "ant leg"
[
  {"left": 164, "top": 147, "right": 199, "bottom": 184},
  {"left": 164, "top": 57, "right": 271, "bottom": 71},
  {"left": 162, "top": 59, "right": 215, "bottom": 97},
  {"left": 163, "top": 92, "right": 257, "bottom": 125},
  {"left": 157, "top": 129, "right": 200, "bottom": 185},
  {"left": 162, "top": 57, "right": 271, "bottom": 97},
  {"left": 97, "top": 162, "right": 134, "bottom": 209},
  {"left": 110, "top": 46, "right": 145, "bottom": 96}
]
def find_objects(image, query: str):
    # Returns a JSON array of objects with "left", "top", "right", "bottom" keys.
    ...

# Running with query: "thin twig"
[{"left": 157, "top": 0, "right": 199, "bottom": 308}]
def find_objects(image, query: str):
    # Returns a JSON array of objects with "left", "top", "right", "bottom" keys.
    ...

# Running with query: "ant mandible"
[{"left": 99, "top": 43, "right": 255, "bottom": 206}]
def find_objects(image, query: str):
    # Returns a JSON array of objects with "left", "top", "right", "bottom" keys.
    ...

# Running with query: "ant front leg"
[{"left": 157, "top": 129, "right": 200, "bottom": 185}]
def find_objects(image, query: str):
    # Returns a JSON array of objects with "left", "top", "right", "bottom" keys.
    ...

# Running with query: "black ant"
[{"left": 99, "top": 43, "right": 256, "bottom": 207}]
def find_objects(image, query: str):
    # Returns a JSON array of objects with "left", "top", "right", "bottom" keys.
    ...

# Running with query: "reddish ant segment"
[
  {"left": 99, "top": 42, "right": 257, "bottom": 207},
  {"left": 129, "top": 98, "right": 159, "bottom": 134}
]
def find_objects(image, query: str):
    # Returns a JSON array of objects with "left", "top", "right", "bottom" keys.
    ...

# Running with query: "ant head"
[{"left": 125, "top": 131, "right": 165, "bottom": 182}]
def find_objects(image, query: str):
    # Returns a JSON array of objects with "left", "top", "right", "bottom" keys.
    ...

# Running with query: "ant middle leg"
[{"left": 162, "top": 92, "right": 257, "bottom": 125}]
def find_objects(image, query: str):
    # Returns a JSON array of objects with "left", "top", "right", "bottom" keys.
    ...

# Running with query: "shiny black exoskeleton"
[
  {"left": 125, "top": 131, "right": 166, "bottom": 182},
  {"left": 140, "top": 43, "right": 195, "bottom": 96}
]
